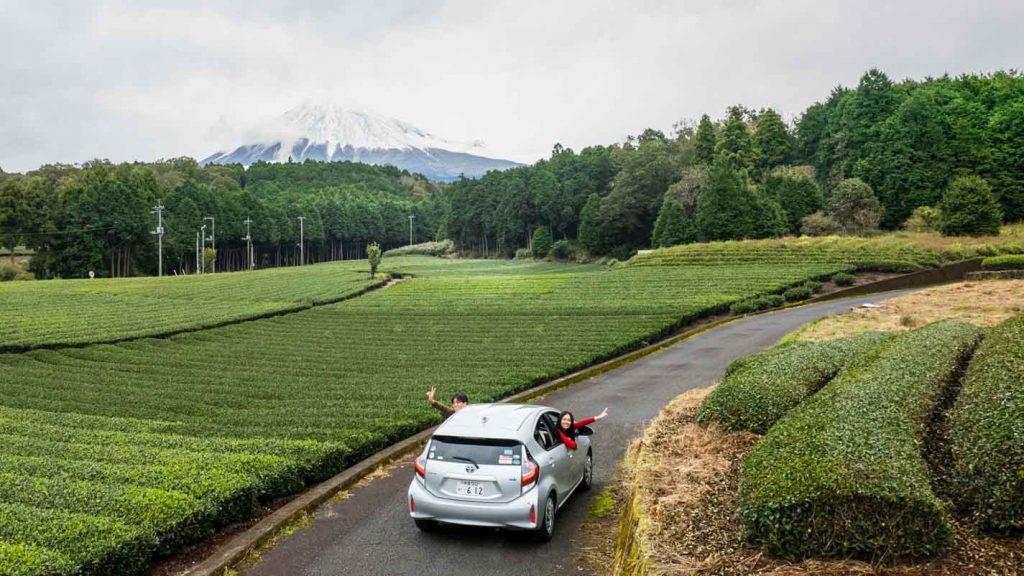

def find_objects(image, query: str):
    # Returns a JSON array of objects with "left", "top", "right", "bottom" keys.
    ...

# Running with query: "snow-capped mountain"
[{"left": 201, "top": 103, "right": 522, "bottom": 181}]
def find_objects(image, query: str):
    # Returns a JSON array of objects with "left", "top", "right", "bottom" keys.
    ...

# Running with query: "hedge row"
[
  {"left": 739, "top": 321, "right": 981, "bottom": 560},
  {"left": 696, "top": 331, "right": 892, "bottom": 434},
  {"left": 981, "top": 254, "right": 1024, "bottom": 271},
  {"left": 966, "top": 269, "right": 1024, "bottom": 281},
  {"left": 950, "top": 316, "right": 1024, "bottom": 531},
  {"left": 383, "top": 239, "right": 454, "bottom": 257},
  {"left": 0, "top": 542, "right": 73, "bottom": 576}
]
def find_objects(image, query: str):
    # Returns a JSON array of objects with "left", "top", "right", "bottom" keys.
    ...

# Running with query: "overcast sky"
[{"left": 1, "top": 0, "right": 1021, "bottom": 172}]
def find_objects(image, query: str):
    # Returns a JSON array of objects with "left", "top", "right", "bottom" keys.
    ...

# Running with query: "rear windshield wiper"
[{"left": 451, "top": 456, "right": 479, "bottom": 469}]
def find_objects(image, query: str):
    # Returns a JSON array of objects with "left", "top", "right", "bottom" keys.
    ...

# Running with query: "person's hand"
[
  {"left": 596, "top": 407, "right": 609, "bottom": 420},
  {"left": 427, "top": 387, "right": 437, "bottom": 402}
]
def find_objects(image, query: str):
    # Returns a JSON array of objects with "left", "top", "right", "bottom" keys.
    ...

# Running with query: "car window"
[
  {"left": 533, "top": 412, "right": 563, "bottom": 451},
  {"left": 428, "top": 436, "right": 522, "bottom": 466}
]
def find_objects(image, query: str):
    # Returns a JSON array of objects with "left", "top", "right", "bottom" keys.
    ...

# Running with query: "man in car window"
[{"left": 426, "top": 387, "right": 469, "bottom": 417}]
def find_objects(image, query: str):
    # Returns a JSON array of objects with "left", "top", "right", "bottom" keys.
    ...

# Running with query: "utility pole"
[
  {"left": 151, "top": 203, "right": 165, "bottom": 276},
  {"left": 244, "top": 217, "right": 253, "bottom": 270},
  {"left": 195, "top": 231, "right": 200, "bottom": 274},
  {"left": 204, "top": 216, "right": 216, "bottom": 273},
  {"left": 297, "top": 216, "right": 305, "bottom": 266},
  {"left": 409, "top": 214, "right": 415, "bottom": 246},
  {"left": 200, "top": 224, "right": 207, "bottom": 274}
]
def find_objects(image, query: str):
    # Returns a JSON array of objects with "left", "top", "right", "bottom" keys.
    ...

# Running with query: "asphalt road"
[{"left": 247, "top": 291, "right": 914, "bottom": 576}]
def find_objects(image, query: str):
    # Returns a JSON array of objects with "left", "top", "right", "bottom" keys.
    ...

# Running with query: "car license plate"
[{"left": 456, "top": 480, "right": 484, "bottom": 497}]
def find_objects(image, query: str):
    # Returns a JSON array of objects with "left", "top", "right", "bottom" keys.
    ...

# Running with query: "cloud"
[{"left": 1, "top": 0, "right": 1021, "bottom": 172}]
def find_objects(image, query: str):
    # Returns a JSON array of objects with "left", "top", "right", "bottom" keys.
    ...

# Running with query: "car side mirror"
[{"left": 577, "top": 425, "right": 594, "bottom": 436}]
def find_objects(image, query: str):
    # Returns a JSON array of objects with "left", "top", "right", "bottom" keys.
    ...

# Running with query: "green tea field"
[{"left": 0, "top": 243, "right": 995, "bottom": 575}]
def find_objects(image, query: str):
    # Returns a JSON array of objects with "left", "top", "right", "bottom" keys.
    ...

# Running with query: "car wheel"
[
  {"left": 414, "top": 518, "right": 439, "bottom": 532},
  {"left": 532, "top": 493, "right": 556, "bottom": 542},
  {"left": 580, "top": 451, "right": 593, "bottom": 491}
]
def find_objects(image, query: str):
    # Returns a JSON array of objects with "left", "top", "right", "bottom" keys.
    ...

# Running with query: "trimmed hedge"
[
  {"left": 950, "top": 316, "right": 1024, "bottom": 531},
  {"left": 383, "top": 239, "right": 454, "bottom": 257},
  {"left": 0, "top": 542, "right": 73, "bottom": 576},
  {"left": 729, "top": 294, "right": 785, "bottom": 315},
  {"left": 981, "top": 254, "right": 1024, "bottom": 271},
  {"left": 739, "top": 321, "right": 981, "bottom": 560},
  {"left": 832, "top": 271, "right": 856, "bottom": 286},
  {"left": 783, "top": 285, "right": 813, "bottom": 302},
  {"left": 696, "top": 332, "right": 892, "bottom": 434}
]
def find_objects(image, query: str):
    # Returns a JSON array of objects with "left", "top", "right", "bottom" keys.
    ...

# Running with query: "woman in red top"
[{"left": 557, "top": 408, "right": 609, "bottom": 450}]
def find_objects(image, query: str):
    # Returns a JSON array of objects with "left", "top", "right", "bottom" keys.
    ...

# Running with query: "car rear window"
[{"left": 428, "top": 436, "right": 522, "bottom": 466}]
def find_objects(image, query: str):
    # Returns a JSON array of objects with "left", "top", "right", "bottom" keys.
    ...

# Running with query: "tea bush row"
[
  {"left": 950, "top": 316, "right": 1024, "bottom": 531},
  {"left": 696, "top": 331, "right": 892, "bottom": 434},
  {"left": 739, "top": 321, "right": 981, "bottom": 560}
]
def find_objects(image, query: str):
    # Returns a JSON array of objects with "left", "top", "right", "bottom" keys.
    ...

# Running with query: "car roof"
[{"left": 434, "top": 403, "right": 555, "bottom": 440}]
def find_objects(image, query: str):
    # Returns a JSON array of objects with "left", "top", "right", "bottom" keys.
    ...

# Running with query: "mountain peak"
[{"left": 201, "top": 102, "right": 520, "bottom": 181}]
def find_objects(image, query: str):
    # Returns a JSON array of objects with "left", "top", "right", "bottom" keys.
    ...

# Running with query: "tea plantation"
[
  {"left": 706, "top": 315, "right": 1024, "bottom": 562},
  {"left": 0, "top": 262, "right": 386, "bottom": 351},
  {"left": 0, "top": 245, "right": 986, "bottom": 575}
]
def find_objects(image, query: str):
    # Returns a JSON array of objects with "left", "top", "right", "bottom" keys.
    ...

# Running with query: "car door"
[{"left": 533, "top": 412, "right": 571, "bottom": 500}]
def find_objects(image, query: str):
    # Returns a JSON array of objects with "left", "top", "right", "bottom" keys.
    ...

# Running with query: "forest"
[{"left": 1, "top": 69, "right": 1022, "bottom": 278}]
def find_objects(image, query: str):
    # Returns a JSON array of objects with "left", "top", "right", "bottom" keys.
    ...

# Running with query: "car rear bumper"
[{"left": 408, "top": 479, "right": 540, "bottom": 530}]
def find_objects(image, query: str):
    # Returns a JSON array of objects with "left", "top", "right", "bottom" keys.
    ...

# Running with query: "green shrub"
[
  {"left": 950, "top": 316, "right": 1024, "bottom": 531},
  {"left": 0, "top": 542, "right": 74, "bottom": 576},
  {"left": 696, "top": 332, "right": 892, "bottom": 434},
  {"left": 783, "top": 285, "right": 812, "bottom": 302},
  {"left": 729, "top": 300, "right": 760, "bottom": 315},
  {"left": 366, "top": 243, "right": 382, "bottom": 277},
  {"left": 803, "top": 280, "right": 824, "bottom": 294},
  {"left": 740, "top": 321, "right": 981, "bottom": 561},
  {"left": 800, "top": 211, "right": 839, "bottom": 237},
  {"left": 0, "top": 263, "right": 16, "bottom": 282},
  {"left": 981, "top": 254, "right": 1024, "bottom": 271},
  {"left": 549, "top": 239, "right": 577, "bottom": 260},
  {"left": 904, "top": 206, "right": 942, "bottom": 233},
  {"left": 514, "top": 248, "right": 533, "bottom": 260},
  {"left": 531, "top": 226, "right": 553, "bottom": 258},
  {"left": 939, "top": 176, "right": 1002, "bottom": 237},
  {"left": 832, "top": 271, "right": 856, "bottom": 286},
  {"left": 383, "top": 240, "right": 454, "bottom": 257}
]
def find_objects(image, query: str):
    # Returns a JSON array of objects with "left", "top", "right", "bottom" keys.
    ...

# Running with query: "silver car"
[{"left": 407, "top": 403, "right": 594, "bottom": 541}]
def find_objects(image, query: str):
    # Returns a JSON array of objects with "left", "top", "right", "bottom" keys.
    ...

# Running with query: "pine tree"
[
  {"left": 762, "top": 165, "right": 823, "bottom": 234},
  {"left": 716, "top": 106, "right": 754, "bottom": 173},
  {"left": 696, "top": 157, "right": 758, "bottom": 241},
  {"left": 531, "top": 225, "right": 553, "bottom": 258},
  {"left": 694, "top": 114, "right": 717, "bottom": 166},
  {"left": 753, "top": 108, "right": 791, "bottom": 179},
  {"left": 579, "top": 193, "right": 609, "bottom": 255}
]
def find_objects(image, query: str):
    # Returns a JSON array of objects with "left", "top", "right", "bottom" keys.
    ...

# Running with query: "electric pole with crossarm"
[
  {"left": 244, "top": 217, "right": 254, "bottom": 270},
  {"left": 151, "top": 203, "right": 165, "bottom": 276}
]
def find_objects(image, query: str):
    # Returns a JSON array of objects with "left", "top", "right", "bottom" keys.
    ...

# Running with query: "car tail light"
[
  {"left": 410, "top": 496, "right": 415, "bottom": 513},
  {"left": 521, "top": 461, "right": 539, "bottom": 487},
  {"left": 529, "top": 504, "right": 536, "bottom": 524},
  {"left": 415, "top": 455, "right": 426, "bottom": 478}
]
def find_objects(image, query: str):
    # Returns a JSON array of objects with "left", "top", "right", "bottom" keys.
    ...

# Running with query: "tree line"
[
  {"left": 1, "top": 69, "right": 1022, "bottom": 278},
  {"left": 447, "top": 69, "right": 1023, "bottom": 258},
  {"left": 0, "top": 159, "right": 446, "bottom": 278}
]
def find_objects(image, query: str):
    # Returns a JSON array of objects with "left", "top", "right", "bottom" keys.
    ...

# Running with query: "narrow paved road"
[{"left": 248, "top": 291, "right": 914, "bottom": 576}]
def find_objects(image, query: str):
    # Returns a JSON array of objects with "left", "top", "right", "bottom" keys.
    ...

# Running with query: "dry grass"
[
  {"left": 797, "top": 280, "right": 1024, "bottom": 341},
  {"left": 616, "top": 386, "right": 1024, "bottom": 575}
]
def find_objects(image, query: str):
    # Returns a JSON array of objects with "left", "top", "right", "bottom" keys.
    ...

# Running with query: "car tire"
[
  {"left": 531, "top": 493, "right": 556, "bottom": 542},
  {"left": 414, "top": 518, "right": 439, "bottom": 532},
  {"left": 580, "top": 451, "right": 593, "bottom": 491}
]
